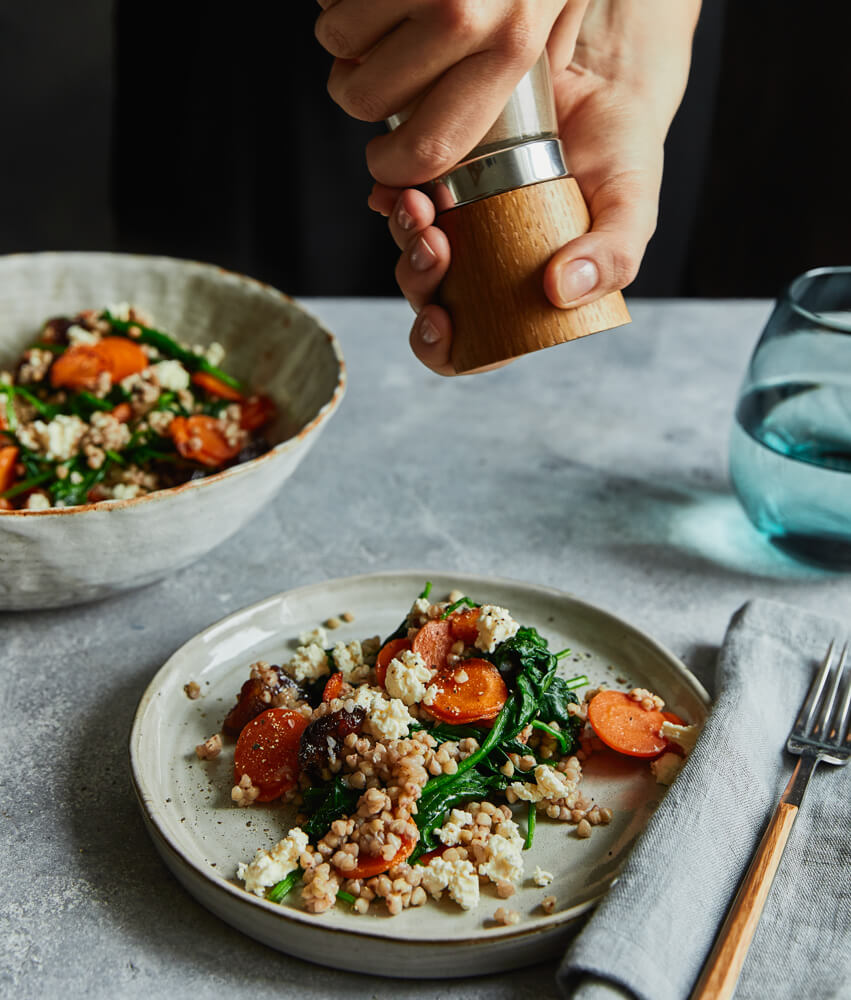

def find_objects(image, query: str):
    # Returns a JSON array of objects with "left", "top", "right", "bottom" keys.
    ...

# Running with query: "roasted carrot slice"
[
  {"left": 448, "top": 606, "right": 480, "bottom": 644},
  {"left": 412, "top": 619, "right": 455, "bottom": 672},
  {"left": 322, "top": 672, "right": 344, "bottom": 702},
  {"left": 110, "top": 402, "right": 133, "bottom": 423},
  {"left": 374, "top": 637, "right": 413, "bottom": 687},
  {"left": 191, "top": 371, "right": 244, "bottom": 402},
  {"left": 233, "top": 707, "right": 309, "bottom": 802},
  {"left": 92, "top": 336, "right": 148, "bottom": 381},
  {"left": 340, "top": 835, "right": 416, "bottom": 880},
  {"left": 50, "top": 345, "right": 104, "bottom": 390},
  {"left": 169, "top": 414, "right": 242, "bottom": 467},
  {"left": 239, "top": 393, "right": 276, "bottom": 432},
  {"left": 50, "top": 336, "right": 147, "bottom": 390},
  {"left": 0, "top": 445, "right": 19, "bottom": 495},
  {"left": 587, "top": 690, "right": 669, "bottom": 758},
  {"left": 424, "top": 659, "right": 508, "bottom": 725}
]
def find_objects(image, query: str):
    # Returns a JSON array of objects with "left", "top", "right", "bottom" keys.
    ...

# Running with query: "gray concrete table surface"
[{"left": 3, "top": 299, "right": 849, "bottom": 1000}]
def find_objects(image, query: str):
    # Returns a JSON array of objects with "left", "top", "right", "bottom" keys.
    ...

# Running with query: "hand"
[
  {"left": 366, "top": 1, "right": 701, "bottom": 375},
  {"left": 315, "top": 0, "right": 568, "bottom": 187}
]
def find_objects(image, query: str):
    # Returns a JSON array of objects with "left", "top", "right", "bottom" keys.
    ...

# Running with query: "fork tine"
[
  {"left": 832, "top": 647, "right": 851, "bottom": 748},
  {"left": 812, "top": 643, "right": 847, "bottom": 742},
  {"left": 793, "top": 641, "right": 835, "bottom": 737}
]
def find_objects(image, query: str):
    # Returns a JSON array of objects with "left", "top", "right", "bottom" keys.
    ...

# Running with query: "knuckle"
[
  {"left": 315, "top": 19, "right": 356, "bottom": 59},
  {"left": 497, "top": 14, "right": 538, "bottom": 65},
  {"left": 437, "top": 0, "right": 488, "bottom": 37},
  {"left": 338, "top": 82, "right": 388, "bottom": 122},
  {"left": 407, "top": 133, "right": 457, "bottom": 178}
]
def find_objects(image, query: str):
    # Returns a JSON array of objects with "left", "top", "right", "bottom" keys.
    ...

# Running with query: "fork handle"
[{"left": 690, "top": 757, "right": 813, "bottom": 1000}]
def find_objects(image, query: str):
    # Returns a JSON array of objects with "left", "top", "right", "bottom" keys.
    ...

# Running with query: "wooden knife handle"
[
  {"left": 690, "top": 800, "right": 799, "bottom": 1000},
  {"left": 438, "top": 175, "right": 630, "bottom": 374}
]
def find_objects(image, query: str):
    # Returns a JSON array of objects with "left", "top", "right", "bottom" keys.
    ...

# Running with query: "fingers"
[
  {"left": 386, "top": 188, "right": 435, "bottom": 248},
  {"left": 315, "top": 0, "right": 404, "bottom": 60},
  {"left": 409, "top": 305, "right": 456, "bottom": 376},
  {"left": 365, "top": 47, "right": 533, "bottom": 186},
  {"left": 543, "top": 168, "right": 659, "bottom": 308}
]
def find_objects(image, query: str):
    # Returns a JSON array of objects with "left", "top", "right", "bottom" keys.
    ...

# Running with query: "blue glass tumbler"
[{"left": 729, "top": 266, "right": 851, "bottom": 568}]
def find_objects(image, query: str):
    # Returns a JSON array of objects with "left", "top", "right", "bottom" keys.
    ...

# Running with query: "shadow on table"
[
  {"left": 540, "top": 461, "right": 832, "bottom": 585},
  {"left": 63, "top": 669, "right": 562, "bottom": 1000}
]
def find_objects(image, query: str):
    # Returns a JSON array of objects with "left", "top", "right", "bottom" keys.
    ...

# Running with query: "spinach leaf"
[{"left": 301, "top": 776, "right": 360, "bottom": 839}]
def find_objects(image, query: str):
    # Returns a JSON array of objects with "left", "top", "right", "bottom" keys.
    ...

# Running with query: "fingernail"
[
  {"left": 410, "top": 235, "right": 437, "bottom": 272},
  {"left": 555, "top": 259, "right": 598, "bottom": 305},
  {"left": 416, "top": 313, "right": 440, "bottom": 345},
  {"left": 396, "top": 203, "right": 415, "bottom": 231}
]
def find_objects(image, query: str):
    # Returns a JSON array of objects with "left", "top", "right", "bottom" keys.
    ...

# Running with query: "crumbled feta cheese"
[
  {"left": 350, "top": 686, "right": 414, "bottom": 741},
  {"left": 650, "top": 752, "right": 683, "bottom": 786},
  {"left": 422, "top": 683, "right": 439, "bottom": 707},
  {"left": 660, "top": 721, "right": 700, "bottom": 755},
  {"left": 533, "top": 866, "right": 554, "bottom": 887},
  {"left": 67, "top": 324, "right": 100, "bottom": 346},
  {"left": 107, "top": 301, "right": 133, "bottom": 322},
  {"left": 237, "top": 827, "right": 309, "bottom": 896},
  {"left": 435, "top": 811, "right": 474, "bottom": 847},
  {"left": 25, "top": 492, "right": 51, "bottom": 510},
  {"left": 298, "top": 626, "right": 327, "bottom": 648},
  {"left": 205, "top": 341, "right": 225, "bottom": 367},
  {"left": 332, "top": 640, "right": 371, "bottom": 684},
  {"left": 509, "top": 764, "right": 579, "bottom": 804},
  {"left": 384, "top": 649, "right": 434, "bottom": 705},
  {"left": 28, "top": 414, "right": 87, "bottom": 460},
  {"left": 110, "top": 483, "right": 144, "bottom": 500},
  {"left": 477, "top": 817, "right": 524, "bottom": 887},
  {"left": 407, "top": 596, "right": 431, "bottom": 627},
  {"left": 421, "top": 856, "right": 480, "bottom": 910},
  {"left": 0, "top": 371, "right": 12, "bottom": 386},
  {"left": 152, "top": 359, "right": 190, "bottom": 391},
  {"left": 284, "top": 642, "right": 330, "bottom": 683},
  {"left": 475, "top": 605, "right": 520, "bottom": 653}
]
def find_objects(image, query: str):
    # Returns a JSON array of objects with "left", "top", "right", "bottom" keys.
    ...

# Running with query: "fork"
[{"left": 691, "top": 641, "right": 851, "bottom": 1000}]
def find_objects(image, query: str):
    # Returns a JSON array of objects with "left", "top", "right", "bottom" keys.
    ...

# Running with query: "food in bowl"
[
  {"left": 193, "top": 584, "right": 700, "bottom": 920},
  {"left": 0, "top": 305, "right": 277, "bottom": 509}
]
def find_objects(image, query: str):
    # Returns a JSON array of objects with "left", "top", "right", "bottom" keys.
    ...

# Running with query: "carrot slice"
[
  {"left": 448, "top": 606, "right": 480, "bottom": 644},
  {"left": 50, "top": 345, "right": 104, "bottom": 390},
  {"left": 0, "top": 445, "right": 19, "bottom": 495},
  {"left": 424, "top": 659, "right": 508, "bottom": 725},
  {"left": 191, "top": 371, "right": 244, "bottom": 402},
  {"left": 169, "top": 414, "right": 242, "bottom": 467},
  {"left": 110, "top": 402, "right": 133, "bottom": 423},
  {"left": 233, "top": 707, "right": 309, "bottom": 802},
  {"left": 412, "top": 619, "right": 455, "bottom": 671},
  {"left": 340, "top": 835, "right": 416, "bottom": 880},
  {"left": 322, "top": 672, "right": 344, "bottom": 702},
  {"left": 374, "top": 637, "right": 413, "bottom": 687},
  {"left": 50, "top": 336, "right": 147, "bottom": 390},
  {"left": 662, "top": 710, "right": 685, "bottom": 726},
  {"left": 587, "top": 690, "right": 669, "bottom": 758},
  {"left": 92, "top": 336, "right": 148, "bottom": 382},
  {"left": 239, "top": 393, "right": 276, "bottom": 432}
]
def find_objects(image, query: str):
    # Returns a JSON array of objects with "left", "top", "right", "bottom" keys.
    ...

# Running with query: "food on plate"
[
  {"left": 0, "top": 305, "right": 277, "bottom": 509},
  {"left": 195, "top": 584, "right": 700, "bottom": 918}
]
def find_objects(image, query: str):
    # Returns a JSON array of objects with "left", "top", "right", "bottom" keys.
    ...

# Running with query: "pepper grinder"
[{"left": 387, "top": 55, "right": 630, "bottom": 373}]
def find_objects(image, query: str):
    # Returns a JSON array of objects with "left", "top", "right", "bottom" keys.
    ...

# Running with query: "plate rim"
[{"left": 129, "top": 569, "right": 712, "bottom": 949}]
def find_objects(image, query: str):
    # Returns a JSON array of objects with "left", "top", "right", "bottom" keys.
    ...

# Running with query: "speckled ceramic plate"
[{"left": 129, "top": 571, "right": 710, "bottom": 978}]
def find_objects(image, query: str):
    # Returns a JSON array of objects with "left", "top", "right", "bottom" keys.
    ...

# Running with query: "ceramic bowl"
[{"left": 0, "top": 252, "right": 345, "bottom": 610}]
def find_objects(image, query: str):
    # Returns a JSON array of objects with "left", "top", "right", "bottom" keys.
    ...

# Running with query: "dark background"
[{"left": 0, "top": 2, "right": 848, "bottom": 299}]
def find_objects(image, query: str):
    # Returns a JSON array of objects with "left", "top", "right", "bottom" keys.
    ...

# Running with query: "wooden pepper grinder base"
[{"left": 438, "top": 175, "right": 631, "bottom": 373}]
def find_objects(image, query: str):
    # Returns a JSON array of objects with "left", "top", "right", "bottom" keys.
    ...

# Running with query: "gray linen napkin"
[{"left": 557, "top": 599, "right": 851, "bottom": 1000}]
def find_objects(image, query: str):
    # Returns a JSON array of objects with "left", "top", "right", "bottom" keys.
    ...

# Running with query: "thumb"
[{"left": 543, "top": 168, "right": 660, "bottom": 308}]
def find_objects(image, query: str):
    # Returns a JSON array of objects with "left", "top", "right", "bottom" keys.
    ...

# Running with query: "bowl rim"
[{"left": 0, "top": 251, "right": 347, "bottom": 517}]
